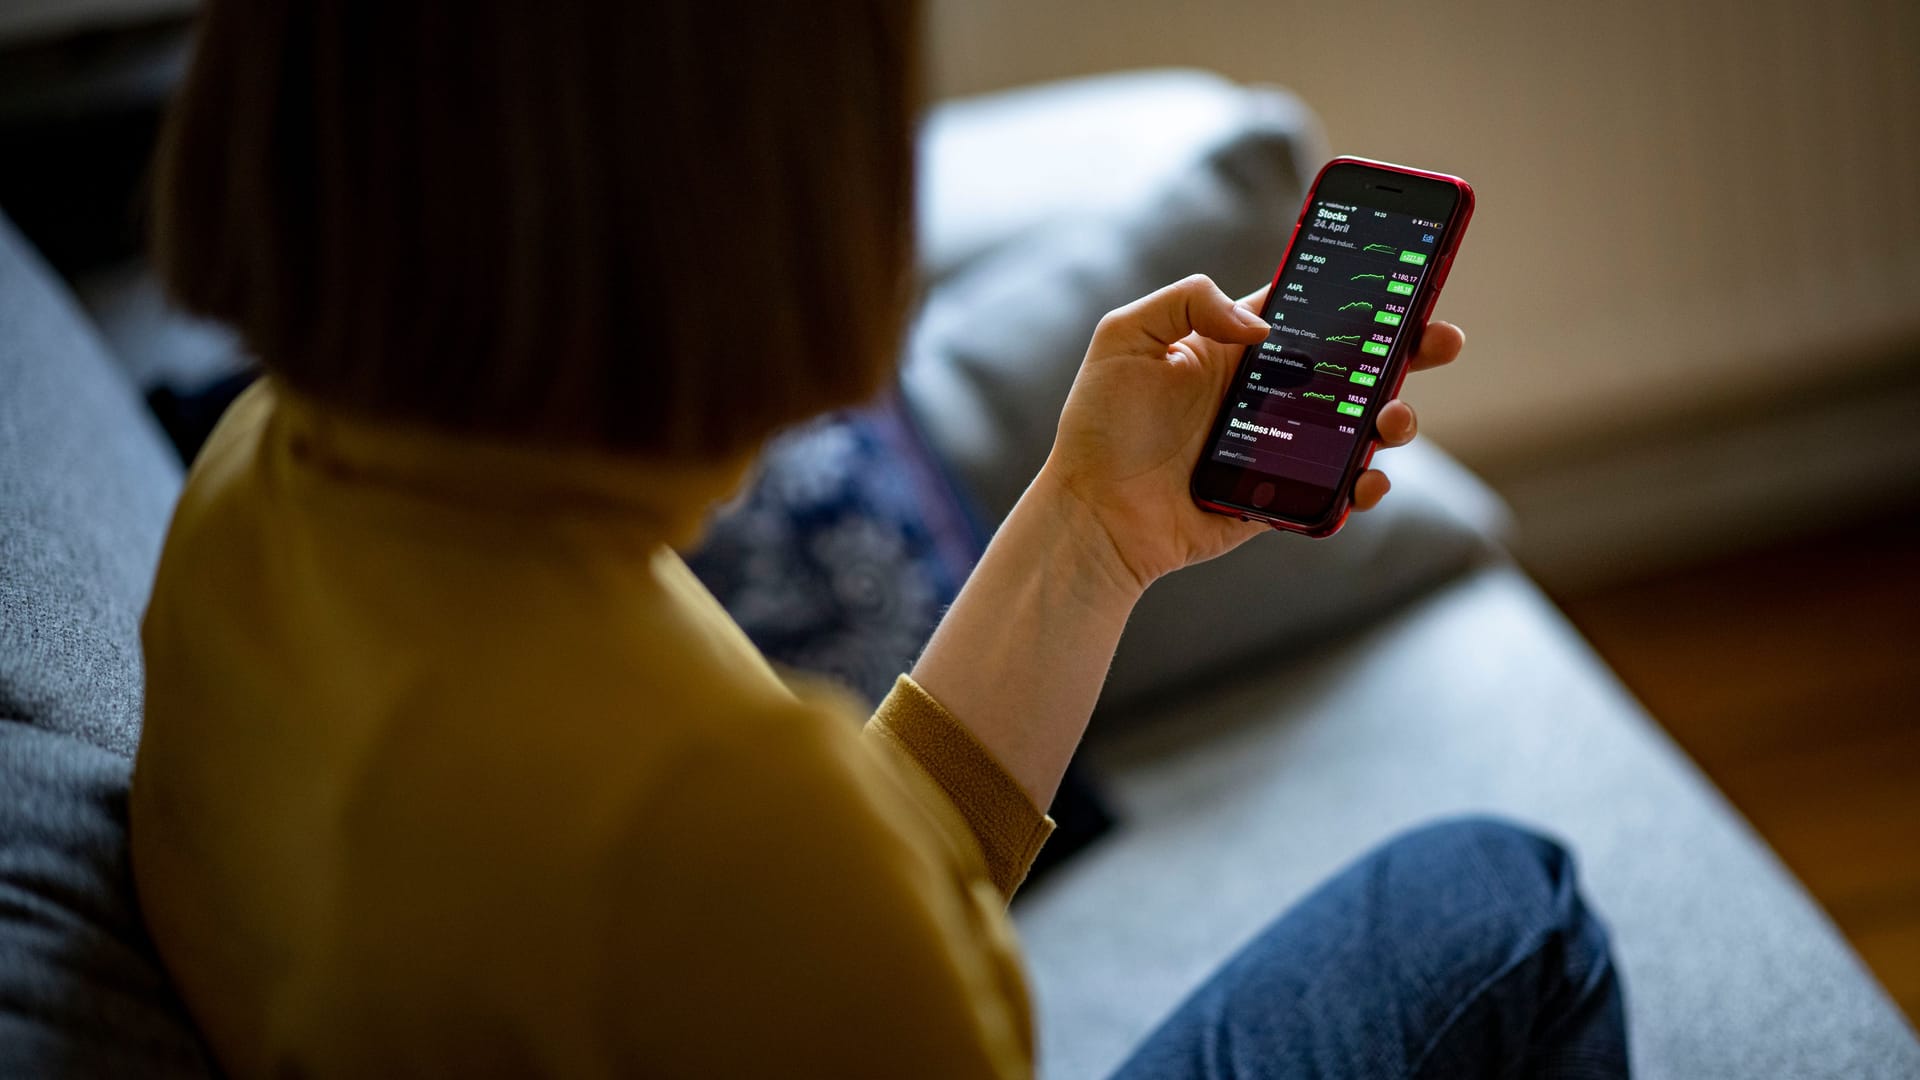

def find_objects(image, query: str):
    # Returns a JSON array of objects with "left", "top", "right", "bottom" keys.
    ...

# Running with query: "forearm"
[{"left": 910, "top": 467, "right": 1143, "bottom": 810}]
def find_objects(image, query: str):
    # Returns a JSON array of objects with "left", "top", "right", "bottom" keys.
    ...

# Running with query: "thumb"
[{"left": 1094, "top": 274, "right": 1269, "bottom": 356}]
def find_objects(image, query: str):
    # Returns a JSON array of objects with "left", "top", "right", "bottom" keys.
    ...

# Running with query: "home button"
[{"left": 1251, "top": 482, "right": 1276, "bottom": 508}]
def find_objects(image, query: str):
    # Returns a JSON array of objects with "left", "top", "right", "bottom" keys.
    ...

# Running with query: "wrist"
[{"left": 1023, "top": 465, "right": 1151, "bottom": 609}]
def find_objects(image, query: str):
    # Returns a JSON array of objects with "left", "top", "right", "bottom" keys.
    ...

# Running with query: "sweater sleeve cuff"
[{"left": 865, "top": 674, "right": 1054, "bottom": 898}]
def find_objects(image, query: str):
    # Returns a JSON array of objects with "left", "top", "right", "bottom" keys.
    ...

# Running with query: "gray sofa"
[
  {"left": 908, "top": 72, "right": 1919, "bottom": 1079},
  {"left": 2, "top": 68, "right": 1915, "bottom": 1078}
]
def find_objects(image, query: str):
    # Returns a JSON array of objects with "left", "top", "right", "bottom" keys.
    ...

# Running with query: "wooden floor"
[{"left": 1554, "top": 511, "right": 1920, "bottom": 1025}]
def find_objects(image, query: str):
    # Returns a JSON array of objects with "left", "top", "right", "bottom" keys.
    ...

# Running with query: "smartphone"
[{"left": 1190, "top": 156, "right": 1474, "bottom": 536}]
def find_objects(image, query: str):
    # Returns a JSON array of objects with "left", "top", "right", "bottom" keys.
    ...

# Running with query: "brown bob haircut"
[{"left": 154, "top": 2, "right": 919, "bottom": 459}]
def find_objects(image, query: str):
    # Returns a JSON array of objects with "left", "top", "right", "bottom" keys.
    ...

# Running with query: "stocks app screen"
[{"left": 1207, "top": 200, "right": 1440, "bottom": 489}]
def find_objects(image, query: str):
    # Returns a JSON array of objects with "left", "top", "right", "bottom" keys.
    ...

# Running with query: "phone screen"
[
  {"left": 1208, "top": 203, "right": 1440, "bottom": 487},
  {"left": 1192, "top": 162, "right": 1465, "bottom": 528}
]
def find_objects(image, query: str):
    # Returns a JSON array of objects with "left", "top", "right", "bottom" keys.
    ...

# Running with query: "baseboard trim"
[{"left": 1484, "top": 364, "right": 1920, "bottom": 595}]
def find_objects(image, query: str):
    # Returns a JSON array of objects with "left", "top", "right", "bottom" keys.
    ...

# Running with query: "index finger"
[{"left": 1094, "top": 274, "right": 1270, "bottom": 355}]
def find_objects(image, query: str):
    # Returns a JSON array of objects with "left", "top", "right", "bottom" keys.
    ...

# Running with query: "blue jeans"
[{"left": 1111, "top": 818, "right": 1629, "bottom": 1079}]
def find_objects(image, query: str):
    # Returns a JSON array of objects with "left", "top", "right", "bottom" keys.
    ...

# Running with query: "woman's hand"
[
  {"left": 914, "top": 274, "right": 1464, "bottom": 807},
  {"left": 1036, "top": 273, "right": 1466, "bottom": 596}
]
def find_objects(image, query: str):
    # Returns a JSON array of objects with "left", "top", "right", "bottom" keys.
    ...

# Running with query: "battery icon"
[{"left": 1336, "top": 401, "right": 1365, "bottom": 417}]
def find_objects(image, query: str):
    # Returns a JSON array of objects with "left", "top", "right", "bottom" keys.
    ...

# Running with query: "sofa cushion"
[
  {"left": 0, "top": 210, "right": 181, "bottom": 758},
  {"left": 1016, "top": 567, "right": 1920, "bottom": 1080},
  {"left": 0, "top": 720, "right": 212, "bottom": 1077},
  {"left": 903, "top": 80, "right": 1506, "bottom": 710}
]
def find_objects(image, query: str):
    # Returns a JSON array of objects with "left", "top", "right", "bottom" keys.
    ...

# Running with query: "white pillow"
[{"left": 903, "top": 81, "right": 1508, "bottom": 709}]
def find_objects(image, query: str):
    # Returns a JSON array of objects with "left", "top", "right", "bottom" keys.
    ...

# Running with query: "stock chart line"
[
  {"left": 1302, "top": 392, "right": 1337, "bottom": 402},
  {"left": 1337, "top": 301, "right": 1375, "bottom": 313},
  {"left": 1363, "top": 243, "right": 1397, "bottom": 255},
  {"left": 1326, "top": 334, "right": 1365, "bottom": 345},
  {"left": 1314, "top": 361, "right": 1350, "bottom": 374},
  {"left": 1350, "top": 273, "right": 1386, "bottom": 283}
]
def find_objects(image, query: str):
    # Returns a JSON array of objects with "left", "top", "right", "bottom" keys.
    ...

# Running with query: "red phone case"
[{"left": 1193, "top": 156, "right": 1475, "bottom": 537}]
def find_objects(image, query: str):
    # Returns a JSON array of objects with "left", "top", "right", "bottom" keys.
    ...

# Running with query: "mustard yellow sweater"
[{"left": 131, "top": 382, "right": 1054, "bottom": 1078}]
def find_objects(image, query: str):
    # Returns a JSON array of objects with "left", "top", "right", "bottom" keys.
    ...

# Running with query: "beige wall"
[{"left": 928, "top": 1, "right": 1920, "bottom": 472}]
